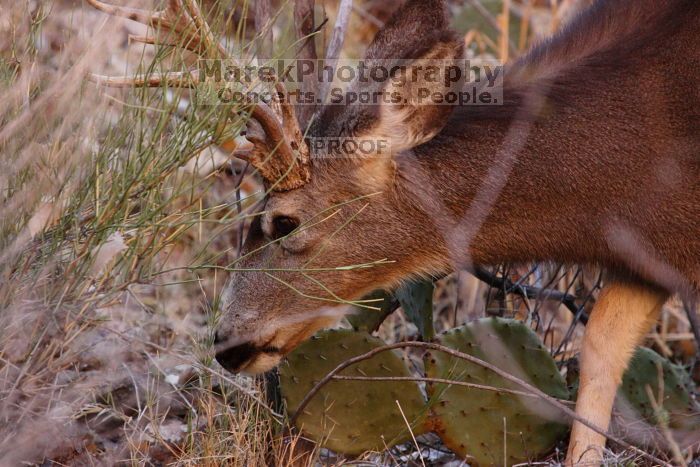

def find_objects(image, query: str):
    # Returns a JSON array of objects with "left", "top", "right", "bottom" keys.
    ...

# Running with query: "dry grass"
[
  {"left": 0, "top": 0, "right": 697, "bottom": 465},
  {"left": 0, "top": 1, "right": 286, "bottom": 464}
]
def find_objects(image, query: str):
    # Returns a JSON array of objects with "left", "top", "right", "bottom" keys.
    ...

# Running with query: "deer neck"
[
  {"left": 393, "top": 74, "right": 630, "bottom": 270},
  {"left": 386, "top": 0, "right": 700, "bottom": 281}
]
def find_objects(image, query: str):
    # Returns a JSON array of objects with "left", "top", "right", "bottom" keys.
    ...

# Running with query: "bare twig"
[
  {"left": 292, "top": 0, "right": 318, "bottom": 126},
  {"left": 88, "top": 70, "right": 200, "bottom": 88},
  {"left": 318, "top": 0, "right": 353, "bottom": 106},
  {"left": 332, "top": 375, "right": 575, "bottom": 402},
  {"left": 255, "top": 0, "right": 273, "bottom": 58},
  {"left": 351, "top": 3, "right": 383, "bottom": 28},
  {"left": 499, "top": 0, "right": 511, "bottom": 62},
  {"left": 683, "top": 301, "right": 700, "bottom": 360},
  {"left": 553, "top": 271, "right": 603, "bottom": 358},
  {"left": 464, "top": 0, "right": 502, "bottom": 32},
  {"left": 473, "top": 266, "right": 589, "bottom": 324},
  {"left": 644, "top": 369, "right": 687, "bottom": 467},
  {"left": 454, "top": 0, "right": 517, "bottom": 56},
  {"left": 294, "top": 0, "right": 318, "bottom": 62},
  {"left": 396, "top": 399, "right": 426, "bottom": 467}
]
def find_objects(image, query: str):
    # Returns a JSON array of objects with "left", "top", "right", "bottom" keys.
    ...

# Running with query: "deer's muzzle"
[{"left": 214, "top": 332, "right": 282, "bottom": 374}]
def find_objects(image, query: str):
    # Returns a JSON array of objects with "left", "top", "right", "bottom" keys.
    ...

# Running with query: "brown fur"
[
  {"left": 424, "top": 0, "right": 700, "bottom": 291},
  {"left": 216, "top": 0, "right": 699, "bottom": 463}
]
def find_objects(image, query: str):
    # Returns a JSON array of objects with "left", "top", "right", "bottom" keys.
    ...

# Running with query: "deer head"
[
  {"left": 215, "top": 0, "right": 464, "bottom": 373},
  {"left": 87, "top": 0, "right": 463, "bottom": 374}
]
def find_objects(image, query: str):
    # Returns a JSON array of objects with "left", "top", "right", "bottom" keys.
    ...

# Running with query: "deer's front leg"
[{"left": 566, "top": 281, "right": 668, "bottom": 466}]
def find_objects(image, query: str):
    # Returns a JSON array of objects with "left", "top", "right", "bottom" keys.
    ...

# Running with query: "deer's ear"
[
  {"left": 364, "top": 0, "right": 453, "bottom": 61},
  {"left": 365, "top": 31, "right": 465, "bottom": 154},
  {"left": 311, "top": 0, "right": 463, "bottom": 156},
  {"left": 357, "top": 0, "right": 465, "bottom": 154}
]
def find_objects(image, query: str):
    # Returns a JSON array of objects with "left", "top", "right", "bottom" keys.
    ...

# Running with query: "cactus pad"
[
  {"left": 425, "top": 318, "right": 570, "bottom": 466},
  {"left": 280, "top": 329, "right": 429, "bottom": 455},
  {"left": 614, "top": 347, "right": 700, "bottom": 449}
]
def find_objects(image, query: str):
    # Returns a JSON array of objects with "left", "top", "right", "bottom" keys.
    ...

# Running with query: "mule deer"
[{"left": 89, "top": 0, "right": 699, "bottom": 464}]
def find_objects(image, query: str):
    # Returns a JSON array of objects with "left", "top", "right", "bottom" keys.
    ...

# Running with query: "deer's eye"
[{"left": 272, "top": 216, "right": 299, "bottom": 239}]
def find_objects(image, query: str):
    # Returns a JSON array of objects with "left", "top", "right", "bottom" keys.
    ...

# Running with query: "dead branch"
[
  {"left": 318, "top": 0, "right": 353, "bottom": 107},
  {"left": 473, "top": 266, "right": 589, "bottom": 324},
  {"left": 331, "top": 374, "right": 576, "bottom": 402},
  {"left": 255, "top": 0, "right": 273, "bottom": 58},
  {"left": 293, "top": 0, "right": 319, "bottom": 125}
]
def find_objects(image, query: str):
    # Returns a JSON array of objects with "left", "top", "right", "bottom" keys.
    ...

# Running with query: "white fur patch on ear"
[
  {"left": 372, "top": 102, "right": 442, "bottom": 154},
  {"left": 361, "top": 40, "right": 463, "bottom": 154}
]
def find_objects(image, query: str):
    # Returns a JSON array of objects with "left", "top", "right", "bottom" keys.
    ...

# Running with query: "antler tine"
[
  {"left": 85, "top": 0, "right": 167, "bottom": 27},
  {"left": 88, "top": 0, "right": 311, "bottom": 191},
  {"left": 87, "top": 0, "right": 228, "bottom": 89},
  {"left": 274, "top": 82, "right": 307, "bottom": 156},
  {"left": 238, "top": 0, "right": 310, "bottom": 191},
  {"left": 86, "top": 0, "right": 226, "bottom": 59},
  {"left": 127, "top": 32, "right": 209, "bottom": 57},
  {"left": 235, "top": 105, "right": 307, "bottom": 190},
  {"left": 180, "top": 0, "right": 228, "bottom": 59}
]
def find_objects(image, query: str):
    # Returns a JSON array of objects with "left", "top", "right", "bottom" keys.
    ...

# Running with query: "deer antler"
[{"left": 86, "top": 0, "right": 311, "bottom": 191}]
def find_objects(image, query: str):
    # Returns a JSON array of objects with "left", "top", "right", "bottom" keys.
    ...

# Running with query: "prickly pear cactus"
[
  {"left": 395, "top": 279, "right": 435, "bottom": 340},
  {"left": 614, "top": 347, "right": 700, "bottom": 449},
  {"left": 346, "top": 290, "right": 395, "bottom": 333},
  {"left": 425, "top": 318, "right": 570, "bottom": 466},
  {"left": 280, "top": 329, "right": 429, "bottom": 455}
]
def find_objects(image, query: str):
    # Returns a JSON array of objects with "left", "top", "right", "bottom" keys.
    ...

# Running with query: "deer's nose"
[{"left": 215, "top": 341, "right": 258, "bottom": 373}]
